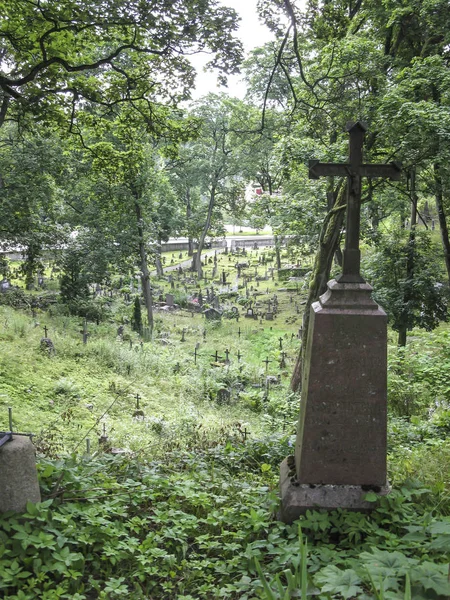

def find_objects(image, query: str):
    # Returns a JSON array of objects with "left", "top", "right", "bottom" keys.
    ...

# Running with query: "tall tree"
[
  {"left": 0, "top": 0, "right": 243, "bottom": 129},
  {"left": 177, "top": 95, "right": 245, "bottom": 277}
]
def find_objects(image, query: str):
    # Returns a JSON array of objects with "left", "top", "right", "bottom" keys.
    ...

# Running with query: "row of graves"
[{"left": 1, "top": 123, "right": 401, "bottom": 524}]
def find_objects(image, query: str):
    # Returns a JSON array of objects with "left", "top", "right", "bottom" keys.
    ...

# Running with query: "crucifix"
[
  {"left": 211, "top": 350, "right": 222, "bottom": 362},
  {"left": 43, "top": 326, "right": 48, "bottom": 337},
  {"left": 193, "top": 347, "right": 199, "bottom": 364},
  {"left": 263, "top": 357, "right": 272, "bottom": 373},
  {"left": 309, "top": 121, "right": 401, "bottom": 283}
]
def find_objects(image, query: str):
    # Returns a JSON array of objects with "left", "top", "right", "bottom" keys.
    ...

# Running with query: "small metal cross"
[
  {"left": 43, "top": 326, "right": 48, "bottom": 337},
  {"left": 263, "top": 357, "right": 272, "bottom": 372},
  {"left": 279, "top": 337, "right": 283, "bottom": 350}
]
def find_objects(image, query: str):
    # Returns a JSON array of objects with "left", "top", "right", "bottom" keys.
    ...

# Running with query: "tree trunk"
[
  {"left": 134, "top": 200, "right": 153, "bottom": 334},
  {"left": 186, "top": 189, "right": 194, "bottom": 257},
  {"left": 155, "top": 240, "right": 164, "bottom": 277},
  {"left": 274, "top": 235, "right": 282, "bottom": 269},
  {"left": 434, "top": 163, "right": 450, "bottom": 285},
  {"left": 398, "top": 169, "right": 418, "bottom": 347},
  {"left": 195, "top": 187, "right": 216, "bottom": 278},
  {"left": 290, "top": 183, "right": 346, "bottom": 392}
]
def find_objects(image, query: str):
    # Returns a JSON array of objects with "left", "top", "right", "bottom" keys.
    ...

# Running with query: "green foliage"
[
  {"left": 0, "top": 454, "right": 449, "bottom": 599},
  {"left": 365, "top": 230, "right": 448, "bottom": 339},
  {"left": 59, "top": 248, "right": 91, "bottom": 306},
  {"left": 0, "top": 0, "right": 243, "bottom": 129},
  {"left": 131, "top": 296, "right": 142, "bottom": 334}
]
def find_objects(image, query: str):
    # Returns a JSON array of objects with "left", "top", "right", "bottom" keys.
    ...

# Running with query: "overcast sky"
[{"left": 190, "top": 0, "right": 275, "bottom": 99}]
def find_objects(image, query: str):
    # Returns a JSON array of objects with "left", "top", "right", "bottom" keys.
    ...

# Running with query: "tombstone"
[
  {"left": 40, "top": 337, "right": 56, "bottom": 355},
  {"left": 217, "top": 388, "right": 231, "bottom": 403},
  {"left": 203, "top": 307, "right": 222, "bottom": 320},
  {"left": 245, "top": 307, "right": 254, "bottom": 319},
  {"left": 117, "top": 325, "right": 124, "bottom": 338},
  {"left": 221, "top": 270, "right": 227, "bottom": 285},
  {"left": 165, "top": 293, "right": 174, "bottom": 307},
  {"left": 279, "top": 122, "right": 399, "bottom": 522},
  {"left": 212, "top": 296, "right": 220, "bottom": 310},
  {"left": 198, "top": 290, "right": 203, "bottom": 307},
  {"left": 265, "top": 312, "right": 274, "bottom": 321},
  {"left": 80, "top": 320, "right": 89, "bottom": 345},
  {"left": 0, "top": 435, "right": 41, "bottom": 513},
  {"left": 0, "top": 279, "right": 10, "bottom": 292}
]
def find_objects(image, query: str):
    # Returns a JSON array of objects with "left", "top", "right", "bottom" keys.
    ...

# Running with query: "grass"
[{"left": 0, "top": 248, "right": 305, "bottom": 456}]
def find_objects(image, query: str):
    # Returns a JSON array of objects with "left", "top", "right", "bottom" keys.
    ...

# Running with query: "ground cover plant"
[{"left": 0, "top": 245, "right": 449, "bottom": 599}]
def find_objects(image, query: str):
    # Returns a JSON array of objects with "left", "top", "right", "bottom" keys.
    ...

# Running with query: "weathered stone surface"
[
  {"left": 0, "top": 436, "right": 41, "bottom": 513},
  {"left": 279, "top": 458, "right": 390, "bottom": 523},
  {"left": 294, "top": 279, "right": 387, "bottom": 487}
]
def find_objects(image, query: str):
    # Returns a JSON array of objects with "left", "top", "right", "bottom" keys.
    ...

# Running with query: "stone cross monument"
[{"left": 280, "top": 122, "right": 401, "bottom": 522}]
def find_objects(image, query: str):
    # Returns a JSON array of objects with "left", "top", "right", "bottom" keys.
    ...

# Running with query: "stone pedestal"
[
  {"left": 0, "top": 436, "right": 41, "bottom": 513},
  {"left": 280, "top": 279, "right": 388, "bottom": 522}
]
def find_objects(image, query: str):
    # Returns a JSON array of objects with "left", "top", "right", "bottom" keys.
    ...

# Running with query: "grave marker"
[
  {"left": 279, "top": 121, "right": 400, "bottom": 522},
  {"left": 193, "top": 346, "right": 200, "bottom": 364},
  {"left": 211, "top": 350, "right": 222, "bottom": 362},
  {"left": 263, "top": 357, "right": 272, "bottom": 373},
  {"left": 0, "top": 408, "right": 41, "bottom": 513}
]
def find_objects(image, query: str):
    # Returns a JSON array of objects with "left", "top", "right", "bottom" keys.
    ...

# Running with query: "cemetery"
[{"left": 1, "top": 1, "right": 450, "bottom": 599}]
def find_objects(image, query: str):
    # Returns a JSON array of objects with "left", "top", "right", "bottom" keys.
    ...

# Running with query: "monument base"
[
  {"left": 279, "top": 458, "right": 390, "bottom": 523},
  {"left": 0, "top": 436, "right": 41, "bottom": 513}
]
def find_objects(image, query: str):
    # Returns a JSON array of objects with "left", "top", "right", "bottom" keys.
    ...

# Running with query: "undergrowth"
[{"left": 0, "top": 446, "right": 449, "bottom": 599}]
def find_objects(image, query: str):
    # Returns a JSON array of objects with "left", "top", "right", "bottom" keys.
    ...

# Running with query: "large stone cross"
[
  {"left": 279, "top": 122, "right": 402, "bottom": 522},
  {"left": 309, "top": 121, "right": 401, "bottom": 283}
]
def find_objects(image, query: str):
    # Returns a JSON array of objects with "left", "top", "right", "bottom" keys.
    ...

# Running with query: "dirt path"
[{"left": 151, "top": 248, "right": 225, "bottom": 276}]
